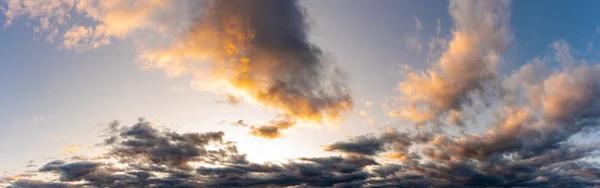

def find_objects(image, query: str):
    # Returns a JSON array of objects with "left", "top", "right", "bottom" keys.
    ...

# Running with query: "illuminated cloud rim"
[
  {"left": 2, "top": 0, "right": 600, "bottom": 187},
  {"left": 1, "top": 0, "right": 353, "bottom": 129}
]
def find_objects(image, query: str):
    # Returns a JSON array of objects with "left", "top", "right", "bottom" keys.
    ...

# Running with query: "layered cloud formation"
[
  {"left": 2, "top": 0, "right": 352, "bottom": 136},
  {"left": 3, "top": 0, "right": 600, "bottom": 187},
  {"left": 2, "top": 118, "right": 599, "bottom": 187},
  {"left": 2, "top": 120, "right": 379, "bottom": 187}
]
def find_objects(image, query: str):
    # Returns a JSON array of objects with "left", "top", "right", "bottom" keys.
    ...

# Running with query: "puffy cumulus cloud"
[
  {"left": 138, "top": 0, "right": 352, "bottom": 124},
  {"left": 319, "top": 9, "right": 600, "bottom": 185},
  {"left": 391, "top": 0, "right": 511, "bottom": 125},
  {"left": 388, "top": 6, "right": 600, "bottom": 187},
  {"left": 2, "top": 0, "right": 352, "bottom": 136},
  {"left": 465, "top": 40, "right": 600, "bottom": 161},
  {"left": 319, "top": 39, "right": 600, "bottom": 187}
]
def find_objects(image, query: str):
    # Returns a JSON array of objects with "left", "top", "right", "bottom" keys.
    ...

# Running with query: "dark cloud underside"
[{"left": 3, "top": 119, "right": 600, "bottom": 188}]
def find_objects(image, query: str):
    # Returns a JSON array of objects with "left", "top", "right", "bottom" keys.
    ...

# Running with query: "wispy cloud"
[
  {"left": 32, "top": 116, "right": 45, "bottom": 121},
  {"left": 405, "top": 17, "right": 423, "bottom": 53},
  {"left": 61, "top": 144, "right": 80, "bottom": 155}
]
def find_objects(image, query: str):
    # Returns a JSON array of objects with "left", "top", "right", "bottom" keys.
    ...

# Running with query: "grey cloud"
[
  {"left": 324, "top": 131, "right": 433, "bottom": 160},
  {"left": 4, "top": 119, "right": 600, "bottom": 188},
  {"left": 323, "top": 135, "right": 384, "bottom": 155},
  {"left": 1, "top": 0, "right": 353, "bottom": 136},
  {"left": 5, "top": 120, "right": 377, "bottom": 188}
]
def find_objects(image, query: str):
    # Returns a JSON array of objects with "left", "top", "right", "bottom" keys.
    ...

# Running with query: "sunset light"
[{"left": 2, "top": 0, "right": 600, "bottom": 187}]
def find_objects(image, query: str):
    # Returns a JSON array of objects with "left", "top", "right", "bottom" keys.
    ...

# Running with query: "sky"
[{"left": 1, "top": 0, "right": 600, "bottom": 187}]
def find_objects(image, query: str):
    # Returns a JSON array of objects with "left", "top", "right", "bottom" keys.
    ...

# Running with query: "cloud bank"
[
  {"left": 2, "top": 120, "right": 379, "bottom": 188},
  {"left": 3, "top": 118, "right": 600, "bottom": 187}
]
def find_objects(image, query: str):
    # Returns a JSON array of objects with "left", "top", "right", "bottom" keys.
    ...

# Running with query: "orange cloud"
[
  {"left": 3, "top": 0, "right": 352, "bottom": 131},
  {"left": 249, "top": 117, "right": 297, "bottom": 139},
  {"left": 62, "top": 144, "right": 80, "bottom": 154},
  {"left": 393, "top": 0, "right": 510, "bottom": 125},
  {"left": 139, "top": 1, "right": 352, "bottom": 125}
]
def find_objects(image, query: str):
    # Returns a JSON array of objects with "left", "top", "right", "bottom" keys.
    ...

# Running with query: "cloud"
[
  {"left": 359, "top": 110, "right": 376, "bottom": 125},
  {"left": 324, "top": 130, "right": 433, "bottom": 161},
  {"left": 2, "top": 0, "right": 181, "bottom": 48},
  {"left": 322, "top": 1, "right": 600, "bottom": 186},
  {"left": 228, "top": 116, "right": 296, "bottom": 139},
  {"left": 405, "top": 17, "right": 423, "bottom": 53},
  {"left": 221, "top": 94, "right": 241, "bottom": 105},
  {"left": 362, "top": 100, "right": 373, "bottom": 107},
  {"left": 324, "top": 134, "right": 384, "bottom": 155},
  {"left": 248, "top": 116, "right": 296, "bottom": 139},
  {"left": 4, "top": 1, "right": 600, "bottom": 187},
  {"left": 61, "top": 144, "right": 80, "bottom": 154},
  {"left": 32, "top": 116, "right": 45, "bottom": 121},
  {"left": 104, "top": 119, "right": 234, "bottom": 168},
  {"left": 139, "top": 0, "right": 352, "bottom": 124},
  {"left": 3, "top": 119, "right": 381, "bottom": 188},
  {"left": 340, "top": 36, "right": 600, "bottom": 187},
  {"left": 233, "top": 119, "right": 248, "bottom": 127},
  {"left": 2, "top": 0, "right": 353, "bottom": 136},
  {"left": 4, "top": 118, "right": 600, "bottom": 188},
  {"left": 391, "top": 0, "right": 511, "bottom": 125}
]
